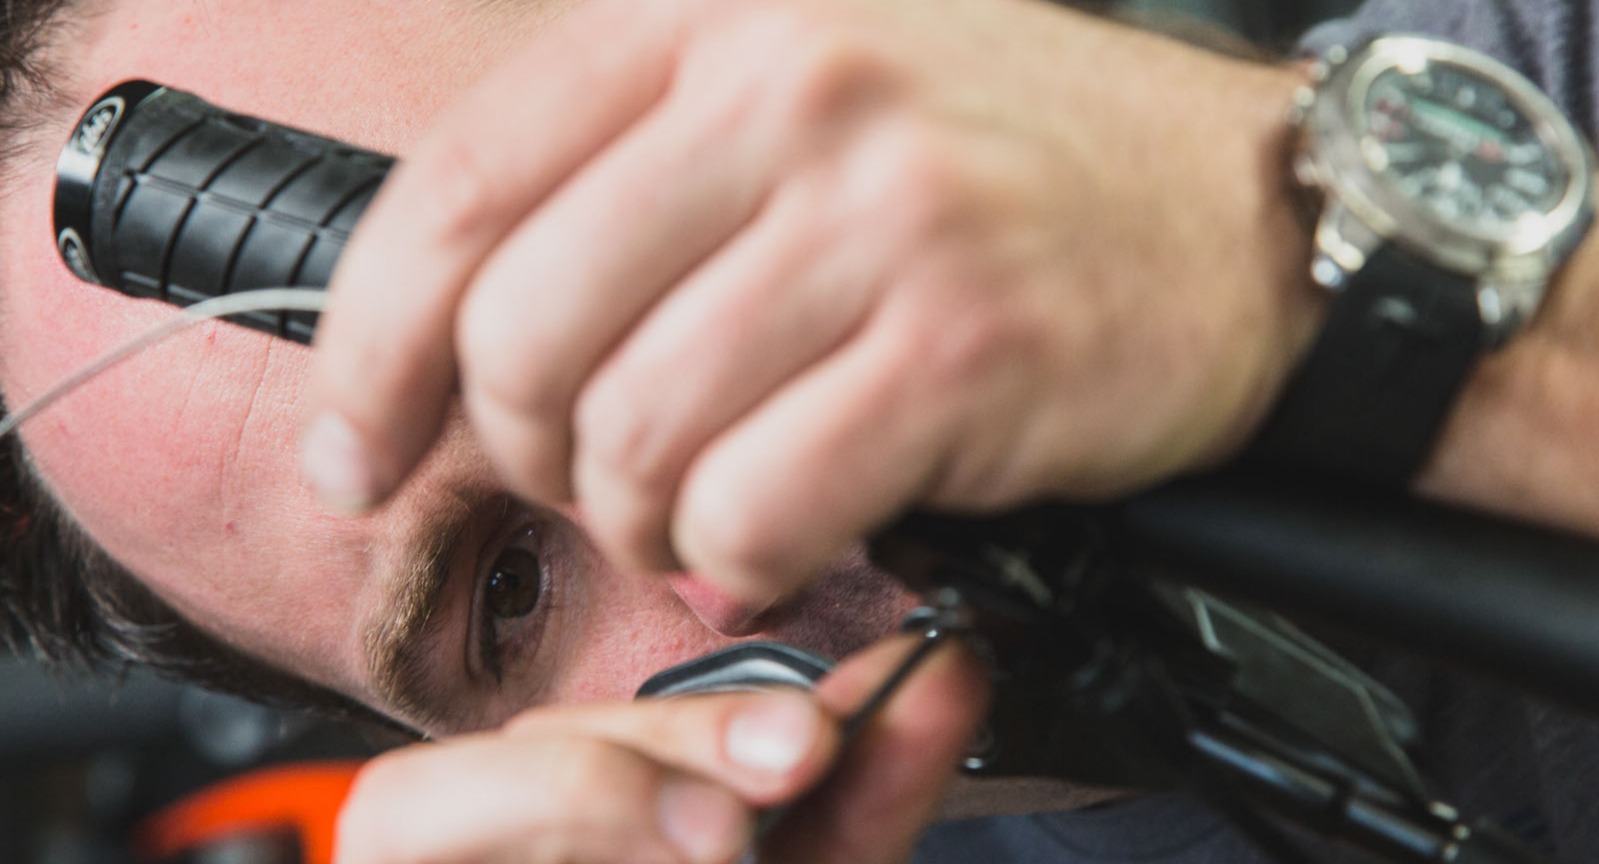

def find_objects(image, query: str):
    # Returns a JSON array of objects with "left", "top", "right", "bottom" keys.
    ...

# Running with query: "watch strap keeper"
[{"left": 1246, "top": 241, "right": 1485, "bottom": 485}]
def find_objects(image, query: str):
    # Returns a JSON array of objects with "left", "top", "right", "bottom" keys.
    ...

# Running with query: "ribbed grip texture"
[{"left": 83, "top": 88, "right": 393, "bottom": 344}]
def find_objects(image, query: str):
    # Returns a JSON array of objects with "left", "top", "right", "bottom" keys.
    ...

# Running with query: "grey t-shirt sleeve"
[{"left": 1301, "top": 0, "right": 1598, "bottom": 138}]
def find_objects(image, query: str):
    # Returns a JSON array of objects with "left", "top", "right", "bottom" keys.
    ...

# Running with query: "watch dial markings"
[{"left": 1363, "top": 62, "right": 1570, "bottom": 232}]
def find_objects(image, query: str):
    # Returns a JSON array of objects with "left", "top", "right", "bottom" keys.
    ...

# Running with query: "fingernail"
[
  {"left": 726, "top": 693, "right": 818, "bottom": 775},
  {"left": 657, "top": 777, "right": 748, "bottom": 864},
  {"left": 300, "top": 412, "right": 380, "bottom": 513}
]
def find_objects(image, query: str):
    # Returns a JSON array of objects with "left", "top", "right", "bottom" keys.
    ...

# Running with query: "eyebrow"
[{"left": 362, "top": 490, "right": 483, "bottom": 733}]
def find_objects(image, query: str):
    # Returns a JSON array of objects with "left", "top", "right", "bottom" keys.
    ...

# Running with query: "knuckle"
[
  {"left": 454, "top": 289, "right": 552, "bottom": 415},
  {"left": 775, "top": 26, "right": 890, "bottom": 131},
  {"left": 930, "top": 308, "right": 1021, "bottom": 386},
  {"left": 407, "top": 134, "right": 515, "bottom": 248},
  {"left": 904, "top": 296, "right": 1034, "bottom": 395},
  {"left": 688, "top": 5, "right": 888, "bottom": 144},
  {"left": 871, "top": 128, "right": 968, "bottom": 240},
  {"left": 657, "top": 695, "right": 737, "bottom": 759},
  {"left": 680, "top": 483, "right": 789, "bottom": 579},
  {"left": 450, "top": 269, "right": 579, "bottom": 504},
  {"left": 453, "top": 301, "right": 567, "bottom": 425},
  {"left": 708, "top": 1, "right": 886, "bottom": 132},
  {"left": 573, "top": 369, "right": 678, "bottom": 493},
  {"left": 462, "top": 384, "right": 573, "bottom": 502},
  {"left": 547, "top": 739, "right": 656, "bottom": 812}
]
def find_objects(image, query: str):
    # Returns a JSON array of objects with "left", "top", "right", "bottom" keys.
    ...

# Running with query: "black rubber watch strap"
[{"left": 1248, "top": 242, "right": 1485, "bottom": 485}]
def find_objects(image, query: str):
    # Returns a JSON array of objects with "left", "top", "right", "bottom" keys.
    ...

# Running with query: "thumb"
[{"left": 763, "top": 635, "right": 991, "bottom": 864}]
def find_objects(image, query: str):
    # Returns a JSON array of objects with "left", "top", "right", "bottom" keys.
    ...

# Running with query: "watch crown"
[
  {"left": 1310, "top": 253, "right": 1348, "bottom": 289},
  {"left": 1292, "top": 151, "right": 1321, "bottom": 188},
  {"left": 1288, "top": 86, "right": 1316, "bottom": 125}
]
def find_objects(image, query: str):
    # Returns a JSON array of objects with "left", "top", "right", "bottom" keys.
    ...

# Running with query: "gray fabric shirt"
[
  {"left": 1303, "top": 0, "right": 1598, "bottom": 138},
  {"left": 913, "top": 1, "right": 1599, "bottom": 861}
]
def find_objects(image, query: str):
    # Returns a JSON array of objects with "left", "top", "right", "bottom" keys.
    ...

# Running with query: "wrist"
[{"left": 1194, "top": 61, "right": 1329, "bottom": 469}]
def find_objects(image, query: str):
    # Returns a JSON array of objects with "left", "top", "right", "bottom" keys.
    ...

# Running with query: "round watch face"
[{"left": 1361, "top": 62, "right": 1570, "bottom": 235}]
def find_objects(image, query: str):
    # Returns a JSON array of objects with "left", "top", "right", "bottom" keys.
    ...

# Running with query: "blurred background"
[
  {"left": 1117, "top": 0, "right": 1361, "bottom": 46},
  {"left": 0, "top": 658, "right": 390, "bottom": 864},
  {"left": 1, "top": 2, "right": 1362, "bottom": 862}
]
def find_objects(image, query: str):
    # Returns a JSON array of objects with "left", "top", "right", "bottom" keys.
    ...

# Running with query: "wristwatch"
[{"left": 1249, "top": 35, "right": 1595, "bottom": 484}]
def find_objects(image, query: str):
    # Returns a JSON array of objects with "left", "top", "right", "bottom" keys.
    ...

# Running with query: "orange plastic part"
[{"left": 132, "top": 761, "right": 365, "bottom": 864}]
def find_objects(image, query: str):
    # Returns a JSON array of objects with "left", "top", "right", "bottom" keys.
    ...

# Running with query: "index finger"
[{"left": 301, "top": 0, "right": 685, "bottom": 511}]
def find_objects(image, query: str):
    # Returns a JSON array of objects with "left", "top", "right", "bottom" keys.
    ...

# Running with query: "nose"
[{"left": 666, "top": 573, "right": 774, "bottom": 636}]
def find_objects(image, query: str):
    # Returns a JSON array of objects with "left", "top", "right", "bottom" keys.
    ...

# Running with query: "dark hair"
[
  {"left": 0, "top": 1, "right": 407, "bottom": 732},
  {"left": 0, "top": 415, "right": 409, "bottom": 729},
  {"left": 0, "top": 1, "right": 64, "bottom": 109}
]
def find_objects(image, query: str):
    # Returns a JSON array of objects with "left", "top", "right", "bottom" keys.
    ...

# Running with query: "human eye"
[{"left": 475, "top": 522, "right": 550, "bottom": 684}]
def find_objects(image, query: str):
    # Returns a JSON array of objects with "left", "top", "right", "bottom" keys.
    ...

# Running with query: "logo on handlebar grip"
[
  {"left": 57, "top": 229, "right": 98, "bottom": 285},
  {"left": 71, "top": 96, "right": 125, "bottom": 157}
]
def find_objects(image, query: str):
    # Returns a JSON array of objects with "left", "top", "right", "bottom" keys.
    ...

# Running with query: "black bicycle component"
[
  {"left": 871, "top": 507, "right": 1555, "bottom": 864},
  {"left": 1117, "top": 471, "right": 1599, "bottom": 718},
  {"left": 635, "top": 642, "right": 833, "bottom": 698},
  {"left": 55, "top": 81, "right": 392, "bottom": 343}
]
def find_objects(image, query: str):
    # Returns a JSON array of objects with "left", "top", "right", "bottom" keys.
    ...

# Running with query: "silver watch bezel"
[{"left": 1294, "top": 35, "right": 1596, "bottom": 343}]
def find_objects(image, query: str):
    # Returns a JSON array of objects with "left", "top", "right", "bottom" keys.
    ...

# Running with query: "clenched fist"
[{"left": 304, "top": 0, "right": 1319, "bottom": 601}]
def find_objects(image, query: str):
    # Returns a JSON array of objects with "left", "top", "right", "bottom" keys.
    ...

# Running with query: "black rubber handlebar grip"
[{"left": 54, "top": 80, "right": 394, "bottom": 344}]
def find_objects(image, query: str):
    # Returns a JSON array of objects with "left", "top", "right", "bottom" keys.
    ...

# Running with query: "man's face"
[{"left": 0, "top": 0, "right": 912, "bottom": 736}]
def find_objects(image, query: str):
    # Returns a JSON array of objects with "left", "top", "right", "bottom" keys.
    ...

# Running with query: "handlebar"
[{"left": 1118, "top": 472, "right": 1599, "bottom": 718}]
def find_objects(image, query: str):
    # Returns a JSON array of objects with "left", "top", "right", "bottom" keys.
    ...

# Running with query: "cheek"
[{"left": 546, "top": 572, "right": 734, "bottom": 704}]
